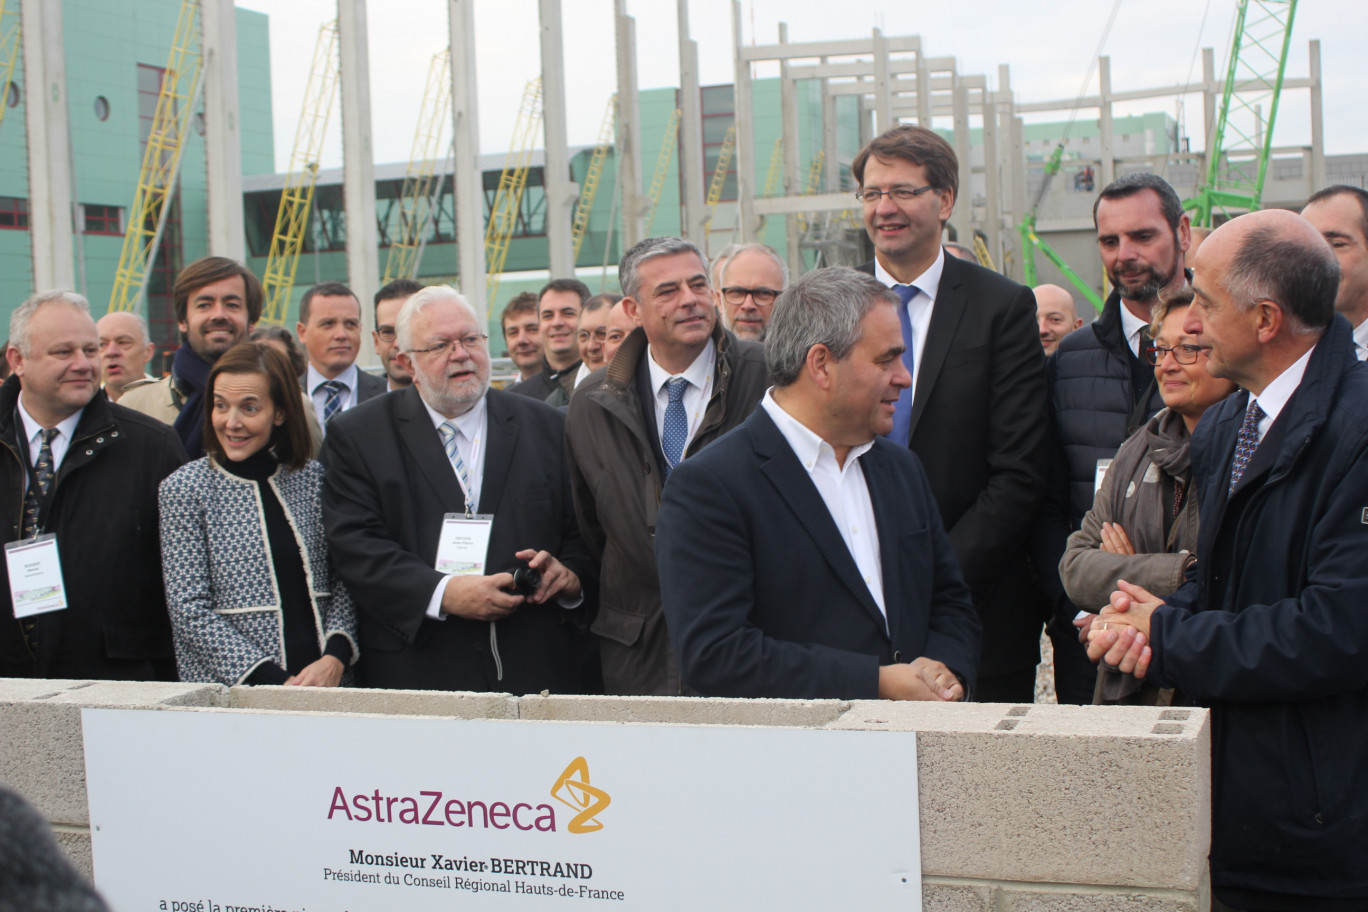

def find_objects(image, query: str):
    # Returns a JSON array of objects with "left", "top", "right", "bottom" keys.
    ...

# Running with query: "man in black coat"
[
  {"left": 321, "top": 285, "right": 592, "bottom": 693},
  {"left": 1092, "top": 209, "right": 1368, "bottom": 909},
  {"left": 853, "top": 124, "right": 1048, "bottom": 702},
  {"left": 507, "top": 279, "right": 588, "bottom": 407},
  {"left": 0, "top": 291, "right": 187, "bottom": 680}
]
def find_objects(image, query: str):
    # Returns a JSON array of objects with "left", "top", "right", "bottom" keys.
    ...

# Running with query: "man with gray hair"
[
  {"left": 0, "top": 291, "right": 186, "bottom": 680},
  {"left": 656, "top": 267, "right": 979, "bottom": 699},
  {"left": 717, "top": 242, "right": 787, "bottom": 342},
  {"left": 95, "top": 311, "right": 155, "bottom": 401},
  {"left": 321, "top": 285, "right": 592, "bottom": 693},
  {"left": 566, "top": 236, "right": 767, "bottom": 695}
]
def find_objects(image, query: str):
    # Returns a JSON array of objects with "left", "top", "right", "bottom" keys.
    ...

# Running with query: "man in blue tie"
[
  {"left": 854, "top": 124, "right": 1049, "bottom": 702},
  {"left": 565, "top": 236, "right": 769, "bottom": 695},
  {"left": 296, "top": 281, "right": 388, "bottom": 431},
  {"left": 1089, "top": 208, "right": 1368, "bottom": 911}
]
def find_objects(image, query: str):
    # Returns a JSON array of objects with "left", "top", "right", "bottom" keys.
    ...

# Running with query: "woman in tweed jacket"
[{"left": 159, "top": 342, "right": 357, "bottom": 686}]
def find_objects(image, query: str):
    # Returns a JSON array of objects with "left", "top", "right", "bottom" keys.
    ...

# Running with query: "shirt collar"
[
  {"left": 307, "top": 362, "right": 358, "bottom": 395},
  {"left": 421, "top": 392, "right": 487, "bottom": 441},
  {"left": 1252, "top": 344, "right": 1314, "bottom": 430},
  {"left": 1353, "top": 317, "right": 1368, "bottom": 356},
  {"left": 647, "top": 338, "right": 715, "bottom": 395},
  {"left": 874, "top": 247, "right": 945, "bottom": 301},
  {"left": 17, "top": 396, "right": 83, "bottom": 446},
  {"left": 761, "top": 388, "right": 875, "bottom": 473},
  {"left": 1119, "top": 303, "right": 1149, "bottom": 347}
]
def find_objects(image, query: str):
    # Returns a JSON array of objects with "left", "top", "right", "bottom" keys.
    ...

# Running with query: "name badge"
[
  {"left": 434, "top": 513, "right": 495, "bottom": 576},
  {"left": 6, "top": 533, "right": 69, "bottom": 619},
  {"left": 1094, "top": 458, "right": 1113, "bottom": 495}
]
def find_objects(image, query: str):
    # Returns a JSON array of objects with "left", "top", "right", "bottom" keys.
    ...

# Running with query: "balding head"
[
  {"left": 96, "top": 311, "right": 155, "bottom": 401},
  {"left": 1033, "top": 284, "right": 1082, "bottom": 355}
]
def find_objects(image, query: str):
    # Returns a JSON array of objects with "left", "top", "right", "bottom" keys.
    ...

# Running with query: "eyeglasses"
[
  {"left": 721, "top": 286, "right": 781, "bottom": 306},
  {"left": 576, "top": 328, "right": 609, "bottom": 343},
  {"left": 855, "top": 185, "right": 938, "bottom": 205},
  {"left": 408, "top": 333, "right": 489, "bottom": 359},
  {"left": 375, "top": 327, "right": 397, "bottom": 342},
  {"left": 1145, "top": 343, "right": 1210, "bottom": 366}
]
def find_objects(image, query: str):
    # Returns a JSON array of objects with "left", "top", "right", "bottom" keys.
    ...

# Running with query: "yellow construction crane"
[
  {"left": 758, "top": 137, "right": 784, "bottom": 233},
  {"left": 383, "top": 50, "right": 452, "bottom": 283},
  {"left": 571, "top": 94, "right": 616, "bottom": 262},
  {"left": 703, "top": 124, "right": 736, "bottom": 229},
  {"left": 260, "top": 21, "right": 341, "bottom": 325},
  {"left": 795, "top": 149, "right": 825, "bottom": 231},
  {"left": 972, "top": 231, "right": 997, "bottom": 272},
  {"left": 0, "top": 0, "right": 19, "bottom": 135},
  {"left": 645, "top": 107, "right": 682, "bottom": 234},
  {"left": 484, "top": 77, "right": 543, "bottom": 305},
  {"left": 108, "top": 0, "right": 203, "bottom": 313}
]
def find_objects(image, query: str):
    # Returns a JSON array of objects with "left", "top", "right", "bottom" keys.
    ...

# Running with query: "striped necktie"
[
  {"left": 320, "top": 380, "right": 347, "bottom": 424},
  {"left": 438, "top": 420, "right": 474, "bottom": 509}
]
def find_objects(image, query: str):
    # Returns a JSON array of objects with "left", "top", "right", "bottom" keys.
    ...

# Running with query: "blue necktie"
[
  {"left": 320, "top": 380, "right": 347, "bottom": 424},
  {"left": 1228, "top": 399, "right": 1265, "bottom": 493},
  {"left": 885, "top": 284, "right": 918, "bottom": 445},
  {"left": 661, "top": 377, "right": 689, "bottom": 477}
]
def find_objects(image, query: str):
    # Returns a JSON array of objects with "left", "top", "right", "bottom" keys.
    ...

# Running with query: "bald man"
[
  {"left": 1033, "top": 284, "right": 1084, "bottom": 356},
  {"left": 96, "top": 311, "right": 156, "bottom": 401}
]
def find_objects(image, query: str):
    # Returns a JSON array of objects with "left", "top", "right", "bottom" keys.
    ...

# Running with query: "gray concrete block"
[
  {"left": 0, "top": 680, "right": 225, "bottom": 825},
  {"left": 1001, "top": 885, "right": 1201, "bottom": 912},
  {"left": 922, "top": 879, "right": 992, "bottom": 912},
  {"left": 517, "top": 694, "right": 850, "bottom": 727},
  {"left": 830, "top": 702, "right": 1210, "bottom": 891},
  {"left": 52, "top": 827, "right": 93, "bottom": 881},
  {"left": 228, "top": 686, "right": 518, "bottom": 719}
]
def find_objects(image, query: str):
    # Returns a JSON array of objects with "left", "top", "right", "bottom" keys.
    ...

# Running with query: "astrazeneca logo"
[{"left": 551, "top": 757, "right": 610, "bottom": 834}]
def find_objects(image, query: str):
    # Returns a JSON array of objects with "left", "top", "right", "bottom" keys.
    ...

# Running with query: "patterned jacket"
[{"left": 159, "top": 456, "right": 358, "bottom": 684}]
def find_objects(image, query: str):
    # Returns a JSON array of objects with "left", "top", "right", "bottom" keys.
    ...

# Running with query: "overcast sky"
[{"left": 235, "top": 0, "right": 1366, "bottom": 172}]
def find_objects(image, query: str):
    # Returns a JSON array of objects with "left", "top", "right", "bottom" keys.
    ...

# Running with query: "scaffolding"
[
  {"left": 107, "top": 0, "right": 203, "bottom": 314},
  {"left": 383, "top": 50, "right": 452, "bottom": 283},
  {"left": 260, "top": 21, "right": 341, "bottom": 325},
  {"left": 484, "top": 77, "right": 543, "bottom": 304},
  {"left": 571, "top": 95, "right": 616, "bottom": 262}
]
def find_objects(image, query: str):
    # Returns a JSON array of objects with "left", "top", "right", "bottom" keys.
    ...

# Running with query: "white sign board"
[{"left": 83, "top": 709, "right": 921, "bottom": 911}]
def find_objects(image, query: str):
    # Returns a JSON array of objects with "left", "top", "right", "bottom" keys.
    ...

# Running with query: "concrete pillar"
[
  {"left": 337, "top": 0, "right": 379, "bottom": 357},
  {"left": 821, "top": 61, "right": 839, "bottom": 196},
  {"left": 448, "top": 0, "right": 486, "bottom": 325},
  {"left": 615, "top": 0, "right": 644, "bottom": 249},
  {"left": 21, "top": 0, "right": 75, "bottom": 292},
  {"left": 1202, "top": 48, "right": 1216, "bottom": 168},
  {"left": 731, "top": 0, "right": 756, "bottom": 242},
  {"left": 871, "top": 30, "right": 891, "bottom": 134},
  {"left": 980, "top": 87, "right": 1002, "bottom": 264},
  {"left": 539, "top": 0, "right": 574, "bottom": 275},
  {"left": 778, "top": 23, "right": 801, "bottom": 273},
  {"left": 1098, "top": 55, "right": 1115, "bottom": 192},
  {"left": 916, "top": 51, "right": 931, "bottom": 127},
  {"left": 1308, "top": 40, "right": 1325, "bottom": 193},
  {"left": 949, "top": 72, "right": 972, "bottom": 246},
  {"left": 676, "top": 1, "right": 705, "bottom": 242},
  {"left": 201, "top": 0, "right": 246, "bottom": 262}
]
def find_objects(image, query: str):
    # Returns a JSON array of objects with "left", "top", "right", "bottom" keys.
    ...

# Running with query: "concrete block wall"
[{"left": 0, "top": 679, "right": 1211, "bottom": 910}]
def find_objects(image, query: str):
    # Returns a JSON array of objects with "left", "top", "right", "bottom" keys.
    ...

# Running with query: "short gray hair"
[
  {"left": 766, "top": 268, "right": 897, "bottom": 387},
  {"left": 618, "top": 236, "right": 708, "bottom": 300},
  {"left": 396, "top": 284, "right": 475, "bottom": 352},
  {"left": 720, "top": 242, "right": 789, "bottom": 288},
  {"left": 9, "top": 290, "right": 92, "bottom": 356},
  {"left": 1225, "top": 223, "right": 1338, "bottom": 336},
  {"left": 97, "top": 309, "right": 151, "bottom": 344}
]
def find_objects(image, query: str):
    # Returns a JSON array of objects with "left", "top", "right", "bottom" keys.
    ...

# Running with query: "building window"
[
  {"left": 0, "top": 196, "right": 28, "bottom": 229},
  {"left": 94, "top": 95, "right": 110, "bottom": 121},
  {"left": 83, "top": 204, "right": 123, "bottom": 235}
]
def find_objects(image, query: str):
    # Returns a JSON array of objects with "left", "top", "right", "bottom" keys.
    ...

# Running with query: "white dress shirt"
[
  {"left": 1119, "top": 302, "right": 1150, "bottom": 361},
  {"left": 573, "top": 362, "right": 593, "bottom": 388},
  {"left": 761, "top": 390, "right": 886, "bottom": 623},
  {"left": 1250, "top": 345, "right": 1315, "bottom": 442},
  {"left": 306, "top": 363, "right": 360, "bottom": 432},
  {"left": 874, "top": 251, "right": 943, "bottom": 399},
  {"left": 1353, "top": 318, "right": 1368, "bottom": 362},
  {"left": 646, "top": 338, "right": 716, "bottom": 455},
  {"left": 16, "top": 397, "right": 83, "bottom": 484}
]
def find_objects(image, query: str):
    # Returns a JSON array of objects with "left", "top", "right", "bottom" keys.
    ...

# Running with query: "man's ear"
[{"left": 805, "top": 343, "right": 834, "bottom": 390}]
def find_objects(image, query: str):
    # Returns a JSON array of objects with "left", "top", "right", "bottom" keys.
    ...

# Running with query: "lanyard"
[{"left": 455, "top": 424, "right": 483, "bottom": 517}]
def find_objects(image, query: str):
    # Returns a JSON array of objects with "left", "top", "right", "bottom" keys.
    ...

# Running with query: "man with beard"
[
  {"left": 1038, "top": 173, "right": 1187, "bottom": 703},
  {"left": 320, "top": 285, "right": 592, "bottom": 692}
]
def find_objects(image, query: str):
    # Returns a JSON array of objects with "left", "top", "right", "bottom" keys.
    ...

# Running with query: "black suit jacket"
[
  {"left": 859, "top": 255, "right": 1049, "bottom": 677},
  {"left": 320, "top": 386, "right": 593, "bottom": 693},
  {"left": 656, "top": 406, "right": 980, "bottom": 700}
]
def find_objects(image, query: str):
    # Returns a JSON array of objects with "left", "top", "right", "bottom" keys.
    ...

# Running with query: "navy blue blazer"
[{"left": 655, "top": 405, "right": 980, "bottom": 700}]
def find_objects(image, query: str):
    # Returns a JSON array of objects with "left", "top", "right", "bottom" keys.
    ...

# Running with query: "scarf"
[{"left": 171, "top": 345, "right": 213, "bottom": 459}]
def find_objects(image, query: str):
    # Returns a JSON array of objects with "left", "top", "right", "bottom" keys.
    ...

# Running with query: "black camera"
[{"left": 504, "top": 563, "right": 542, "bottom": 597}]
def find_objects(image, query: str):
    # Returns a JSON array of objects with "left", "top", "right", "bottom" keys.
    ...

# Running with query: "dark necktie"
[
  {"left": 320, "top": 380, "right": 347, "bottom": 424},
  {"left": 1228, "top": 399, "right": 1265, "bottom": 493},
  {"left": 661, "top": 377, "right": 689, "bottom": 477},
  {"left": 22, "top": 428, "right": 58, "bottom": 539},
  {"left": 886, "top": 284, "right": 919, "bottom": 445}
]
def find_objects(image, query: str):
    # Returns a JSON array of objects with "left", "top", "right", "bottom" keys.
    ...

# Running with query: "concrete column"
[
  {"left": 202, "top": 0, "right": 246, "bottom": 262},
  {"left": 871, "top": 30, "right": 891, "bottom": 134},
  {"left": 615, "top": 0, "right": 644, "bottom": 249},
  {"left": 1307, "top": 40, "right": 1325, "bottom": 192},
  {"left": 1098, "top": 55, "right": 1115, "bottom": 191},
  {"left": 21, "top": 0, "right": 75, "bottom": 292},
  {"left": 731, "top": 0, "right": 756, "bottom": 242},
  {"left": 337, "top": 0, "right": 379, "bottom": 356},
  {"left": 539, "top": 0, "right": 574, "bottom": 275},
  {"left": 448, "top": 0, "right": 486, "bottom": 325},
  {"left": 821, "top": 61, "right": 839, "bottom": 195},
  {"left": 676, "top": 1, "right": 705, "bottom": 241},
  {"left": 980, "top": 87, "right": 1002, "bottom": 264},
  {"left": 778, "top": 23, "right": 800, "bottom": 273},
  {"left": 916, "top": 51, "right": 931, "bottom": 127},
  {"left": 1202, "top": 48, "right": 1216, "bottom": 168},
  {"left": 949, "top": 72, "right": 972, "bottom": 246}
]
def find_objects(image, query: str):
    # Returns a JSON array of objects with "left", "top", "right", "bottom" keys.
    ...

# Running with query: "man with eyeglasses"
[
  {"left": 852, "top": 124, "right": 1049, "bottom": 704},
  {"left": 572, "top": 294, "right": 619, "bottom": 387},
  {"left": 717, "top": 243, "right": 788, "bottom": 342},
  {"left": 321, "top": 285, "right": 592, "bottom": 693},
  {"left": 372, "top": 279, "right": 419, "bottom": 391}
]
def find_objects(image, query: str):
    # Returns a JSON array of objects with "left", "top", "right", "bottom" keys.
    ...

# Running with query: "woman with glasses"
[
  {"left": 1059, "top": 287, "right": 1237, "bottom": 703},
  {"left": 158, "top": 342, "right": 358, "bottom": 686}
]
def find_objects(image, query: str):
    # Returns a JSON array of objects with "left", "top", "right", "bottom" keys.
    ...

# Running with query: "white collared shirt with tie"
[
  {"left": 422, "top": 395, "right": 488, "bottom": 620},
  {"left": 306, "top": 363, "right": 360, "bottom": 433},
  {"left": 874, "top": 250, "right": 943, "bottom": 401},
  {"left": 645, "top": 338, "right": 716, "bottom": 455},
  {"left": 16, "top": 397, "right": 83, "bottom": 485}
]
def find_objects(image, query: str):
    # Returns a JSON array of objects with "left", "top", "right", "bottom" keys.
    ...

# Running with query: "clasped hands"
[
  {"left": 878, "top": 657, "right": 964, "bottom": 702},
  {"left": 441, "top": 549, "right": 582, "bottom": 621},
  {"left": 1085, "top": 579, "right": 1165, "bottom": 680}
]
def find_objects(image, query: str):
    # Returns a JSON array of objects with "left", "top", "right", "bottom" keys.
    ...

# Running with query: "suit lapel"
[
  {"left": 909, "top": 255, "right": 968, "bottom": 436},
  {"left": 477, "top": 391, "right": 518, "bottom": 514},
  {"left": 860, "top": 446, "right": 908, "bottom": 643},
  {"left": 395, "top": 387, "right": 466, "bottom": 510},
  {"left": 751, "top": 410, "right": 888, "bottom": 631}
]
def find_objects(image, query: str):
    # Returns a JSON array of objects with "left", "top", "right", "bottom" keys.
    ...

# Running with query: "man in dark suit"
[
  {"left": 852, "top": 124, "right": 1049, "bottom": 702},
  {"left": 320, "top": 285, "right": 592, "bottom": 693},
  {"left": 296, "top": 281, "right": 387, "bottom": 430},
  {"left": 657, "top": 267, "right": 979, "bottom": 699},
  {"left": 507, "top": 279, "right": 588, "bottom": 407}
]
